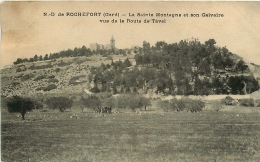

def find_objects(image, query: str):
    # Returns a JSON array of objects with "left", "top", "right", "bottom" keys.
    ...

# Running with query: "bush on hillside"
[
  {"left": 48, "top": 75, "right": 55, "bottom": 78},
  {"left": 89, "top": 87, "right": 100, "bottom": 93},
  {"left": 69, "top": 75, "right": 86, "bottom": 85},
  {"left": 30, "top": 64, "right": 53, "bottom": 70},
  {"left": 43, "top": 84, "right": 57, "bottom": 91},
  {"left": 54, "top": 68, "right": 61, "bottom": 73},
  {"left": 57, "top": 61, "right": 71, "bottom": 67},
  {"left": 34, "top": 75, "right": 46, "bottom": 81},
  {"left": 48, "top": 78, "right": 59, "bottom": 83},
  {"left": 21, "top": 73, "right": 35, "bottom": 81}
]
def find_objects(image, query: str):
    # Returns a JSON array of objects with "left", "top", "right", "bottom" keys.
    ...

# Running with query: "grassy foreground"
[{"left": 2, "top": 109, "right": 260, "bottom": 162}]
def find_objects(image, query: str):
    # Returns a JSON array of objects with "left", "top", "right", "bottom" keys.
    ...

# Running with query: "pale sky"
[{"left": 1, "top": 2, "right": 260, "bottom": 68}]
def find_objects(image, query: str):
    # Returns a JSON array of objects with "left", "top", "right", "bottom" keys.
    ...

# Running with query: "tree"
[
  {"left": 44, "top": 54, "right": 49, "bottom": 60},
  {"left": 39, "top": 55, "right": 43, "bottom": 61},
  {"left": 143, "top": 41, "right": 151, "bottom": 55},
  {"left": 205, "top": 39, "right": 216, "bottom": 49},
  {"left": 80, "top": 95, "right": 101, "bottom": 111},
  {"left": 29, "top": 58, "right": 34, "bottom": 62},
  {"left": 155, "top": 41, "right": 167, "bottom": 51},
  {"left": 14, "top": 58, "right": 23, "bottom": 65},
  {"left": 46, "top": 97, "right": 73, "bottom": 112},
  {"left": 236, "top": 60, "right": 248, "bottom": 73},
  {"left": 33, "top": 55, "right": 38, "bottom": 61},
  {"left": 124, "top": 58, "right": 132, "bottom": 67},
  {"left": 6, "top": 96, "right": 34, "bottom": 120},
  {"left": 228, "top": 76, "right": 244, "bottom": 94}
]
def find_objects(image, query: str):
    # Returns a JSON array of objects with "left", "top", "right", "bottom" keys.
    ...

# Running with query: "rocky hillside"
[
  {"left": 1, "top": 55, "right": 132, "bottom": 97},
  {"left": 1, "top": 39, "right": 259, "bottom": 97}
]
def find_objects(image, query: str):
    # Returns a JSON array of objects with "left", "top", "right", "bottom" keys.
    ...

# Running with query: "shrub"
[
  {"left": 80, "top": 95, "right": 101, "bottom": 111},
  {"left": 57, "top": 61, "right": 72, "bottom": 67},
  {"left": 30, "top": 64, "right": 53, "bottom": 70},
  {"left": 175, "top": 98, "right": 204, "bottom": 112},
  {"left": 11, "top": 82, "right": 20, "bottom": 86},
  {"left": 21, "top": 73, "right": 35, "bottom": 81},
  {"left": 116, "top": 94, "right": 151, "bottom": 111},
  {"left": 35, "top": 87, "right": 45, "bottom": 91},
  {"left": 157, "top": 100, "right": 171, "bottom": 112},
  {"left": 43, "top": 84, "right": 57, "bottom": 91},
  {"left": 101, "top": 97, "right": 116, "bottom": 108},
  {"left": 69, "top": 75, "right": 86, "bottom": 85},
  {"left": 254, "top": 99, "right": 260, "bottom": 107},
  {"left": 45, "top": 96, "right": 73, "bottom": 112},
  {"left": 95, "top": 92, "right": 112, "bottom": 99},
  {"left": 158, "top": 98, "right": 205, "bottom": 112},
  {"left": 34, "top": 75, "right": 46, "bottom": 81},
  {"left": 239, "top": 98, "right": 255, "bottom": 107},
  {"left": 171, "top": 98, "right": 186, "bottom": 112},
  {"left": 48, "top": 75, "right": 55, "bottom": 78},
  {"left": 48, "top": 78, "right": 59, "bottom": 83},
  {"left": 89, "top": 87, "right": 100, "bottom": 93},
  {"left": 16, "top": 67, "right": 27, "bottom": 72},
  {"left": 6, "top": 96, "right": 35, "bottom": 119},
  {"left": 54, "top": 68, "right": 61, "bottom": 73}
]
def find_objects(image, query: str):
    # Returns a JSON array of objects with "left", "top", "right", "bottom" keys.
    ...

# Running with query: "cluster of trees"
[
  {"left": 157, "top": 98, "right": 205, "bottom": 112},
  {"left": 86, "top": 39, "right": 259, "bottom": 95},
  {"left": 228, "top": 75, "right": 259, "bottom": 94},
  {"left": 13, "top": 46, "right": 132, "bottom": 65},
  {"left": 4, "top": 93, "right": 151, "bottom": 120},
  {"left": 13, "top": 46, "right": 92, "bottom": 65},
  {"left": 136, "top": 39, "right": 246, "bottom": 73},
  {"left": 80, "top": 93, "right": 150, "bottom": 112}
]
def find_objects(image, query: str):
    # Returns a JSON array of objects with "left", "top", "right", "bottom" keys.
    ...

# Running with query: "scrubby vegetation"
[
  {"left": 36, "top": 84, "right": 57, "bottom": 91},
  {"left": 45, "top": 96, "right": 73, "bottom": 112},
  {"left": 239, "top": 98, "right": 255, "bottom": 107},
  {"left": 116, "top": 94, "right": 151, "bottom": 111},
  {"left": 158, "top": 98, "right": 205, "bottom": 112},
  {"left": 87, "top": 39, "right": 259, "bottom": 96}
]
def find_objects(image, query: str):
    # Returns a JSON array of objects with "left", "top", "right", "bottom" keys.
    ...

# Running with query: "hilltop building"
[{"left": 90, "top": 36, "right": 116, "bottom": 51}]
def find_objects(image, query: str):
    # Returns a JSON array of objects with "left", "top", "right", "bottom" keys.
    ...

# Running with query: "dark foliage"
[
  {"left": 6, "top": 96, "right": 35, "bottom": 119},
  {"left": 21, "top": 74, "right": 35, "bottom": 81},
  {"left": 69, "top": 75, "right": 86, "bottom": 85},
  {"left": 45, "top": 96, "right": 73, "bottom": 112},
  {"left": 48, "top": 78, "right": 59, "bottom": 83},
  {"left": 34, "top": 75, "right": 46, "bottom": 81},
  {"left": 80, "top": 95, "right": 101, "bottom": 111},
  {"left": 239, "top": 99, "right": 255, "bottom": 107},
  {"left": 43, "top": 84, "right": 57, "bottom": 91},
  {"left": 158, "top": 98, "right": 205, "bottom": 112}
]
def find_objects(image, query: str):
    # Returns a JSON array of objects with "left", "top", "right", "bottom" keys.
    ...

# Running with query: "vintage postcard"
[{"left": 1, "top": 1, "right": 260, "bottom": 162}]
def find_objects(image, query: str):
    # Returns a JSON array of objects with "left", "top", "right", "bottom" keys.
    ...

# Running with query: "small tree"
[{"left": 6, "top": 96, "right": 35, "bottom": 120}]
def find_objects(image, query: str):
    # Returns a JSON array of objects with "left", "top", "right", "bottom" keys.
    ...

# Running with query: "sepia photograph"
[{"left": 1, "top": 1, "right": 260, "bottom": 161}]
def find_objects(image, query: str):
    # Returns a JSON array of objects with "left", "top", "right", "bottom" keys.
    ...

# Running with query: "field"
[{"left": 2, "top": 108, "right": 260, "bottom": 162}]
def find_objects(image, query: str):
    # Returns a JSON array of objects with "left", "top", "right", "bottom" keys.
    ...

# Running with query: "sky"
[{"left": 1, "top": 1, "right": 260, "bottom": 68}]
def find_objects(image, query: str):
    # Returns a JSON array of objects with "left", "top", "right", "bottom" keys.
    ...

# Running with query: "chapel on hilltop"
[{"left": 90, "top": 36, "right": 116, "bottom": 51}]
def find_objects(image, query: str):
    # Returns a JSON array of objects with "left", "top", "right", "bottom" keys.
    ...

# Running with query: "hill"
[{"left": 1, "top": 38, "right": 259, "bottom": 98}]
